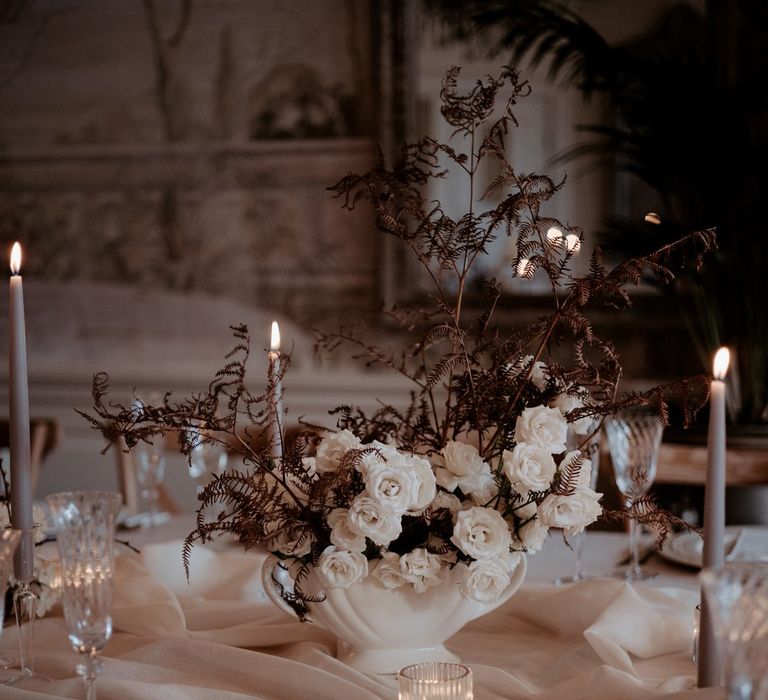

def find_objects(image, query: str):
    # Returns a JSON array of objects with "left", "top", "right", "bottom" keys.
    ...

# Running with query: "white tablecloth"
[{"left": 0, "top": 521, "right": 727, "bottom": 699}]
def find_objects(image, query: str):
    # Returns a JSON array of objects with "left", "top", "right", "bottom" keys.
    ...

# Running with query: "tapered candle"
[
  {"left": 698, "top": 346, "right": 730, "bottom": 688},
  {"left": 268, "top": 321, "right": 284, "bottom": 459},
  {"left": 8, "top": 242, "right": 34, "bottom": 582}
]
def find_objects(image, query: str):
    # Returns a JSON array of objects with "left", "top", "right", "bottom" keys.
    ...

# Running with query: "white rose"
[
  {"left": 359, "top": 440, "right": 400, "bottom": 473},
  {"left": 360, "top": 444, "right": 436, "bottom": 513},
  {"left": 518, "top": 519, "right": 548, "bottom": 552},
  {"left": 328, "top": 508, "right": 366, "bottom": 552},
  {"left": 268, "top": 524, "right": 313, "bottom": 558},
  {"left": 558, "top": 450, "right": 594, "bottom": 490},
  {"left": 514, "top": 405, "right": 568, "bottom": 454},
  {"left": 451, "top": 507, "right": 512, "bottom": 560},
  {"left": 435, "top": 441, "right": 492, "bottom": 495},
  {"left": 348, "top": 494, "right": 403, "bottom": 546},
  {"left": 400, "top": 548, "right": 443, "bottom": 593},
  {"left": 502, "top": 444, "right": 557, "bottom": 493},
  {"left": 510, "top": 355, "right": 549, "bottom": 390},
  {"left": 316, "top": 546, "right": 368, "bottom": 589},
  {"left": 34, "top": 554, "right": 61, "bottom": 617},
  {"left": 467, "top": 471, "right": 499, "bottom": 506},
  {"left": 302, "top": 457, "right": 317, "bottom": 477},
  {"left": 315, "top": 429, "right": 362, "bottom": 473},
  {"left": 515, "top": 498, "right": 538, "bottom": 520},
  {"left": 460, "top": 557, "right": 514, "bottom": 603},
  {"left": 406, "top": 454, "right": 437, "bottom": 512},
  {"left": 430, "top": 490, "right": 462, "bottom": 515},
  {"left": 538, "top": 488, "right": 602, "bottom": 536},
  {"left": 551, "top": 392, "right": 595, "bottom": 435},
  {"left": 362, "top": 459, "right": 420, "bottom": 513},
  {"left": 372, "top": 552, "right": 406, "bottom": 589}
]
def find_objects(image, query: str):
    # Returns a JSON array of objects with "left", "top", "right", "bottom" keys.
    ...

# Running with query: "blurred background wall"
[{"left": 1, "top": 0, "right": 763, "bottom": 519}]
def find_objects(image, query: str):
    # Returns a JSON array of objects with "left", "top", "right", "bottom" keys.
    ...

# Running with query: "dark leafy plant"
[{"left": 425, "top": 0, "right": 768, "bottom": 425}]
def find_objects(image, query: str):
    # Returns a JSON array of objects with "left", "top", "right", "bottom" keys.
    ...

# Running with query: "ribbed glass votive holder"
[{"left": 397, "top": 662, "right": 473, "bottom": 699}]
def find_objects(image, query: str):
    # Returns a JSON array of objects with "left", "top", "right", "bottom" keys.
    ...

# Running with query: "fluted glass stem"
[{"left": 79, "top": 650, "right": 101, "bottom": 700}]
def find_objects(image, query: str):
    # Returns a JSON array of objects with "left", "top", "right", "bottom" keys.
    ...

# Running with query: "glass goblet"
[
  {"left": 46, "top": 491, "right": 122, "bottom": 700},
  {"left": 133, "top": 440, "right": 167, "bottom": 527},
  {"left": 605, "top": 408, "right": 663, "bottom": 581},
  {"left": 0, "top": 529, "right": 21, "bottom": 668},
  {"left": 555, "top": 430, "right": 600, "bottom": 585},
  {"left": 700, "top": 562, "right": 768, "bottom": 699},
  {"left": 188, "top": 437, "right": 228, "bottom": 519},
  {"left": 188, "top": 439, "right": 228, "bottom": 493}
]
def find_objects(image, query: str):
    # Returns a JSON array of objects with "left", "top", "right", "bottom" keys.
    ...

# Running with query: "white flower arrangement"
[
  {"left": 83, "top": 67, "right": 713, "bottom": 621},
  {"left": 268, "top": 395, "right": 602, "bottom": 604}
]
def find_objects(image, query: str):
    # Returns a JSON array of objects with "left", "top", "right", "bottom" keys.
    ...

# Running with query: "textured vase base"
[{"left": 338, "top": 644, "right": 461, "bottom": 675}]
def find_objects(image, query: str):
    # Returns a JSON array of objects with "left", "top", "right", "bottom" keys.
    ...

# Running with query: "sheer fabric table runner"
[{"left": 0, "top": 519, "right": 726, "bottom": 699}]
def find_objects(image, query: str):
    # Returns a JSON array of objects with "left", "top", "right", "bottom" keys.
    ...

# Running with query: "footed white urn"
[{"left": 261, "top": 554, "right": 527, "bottom": 675}]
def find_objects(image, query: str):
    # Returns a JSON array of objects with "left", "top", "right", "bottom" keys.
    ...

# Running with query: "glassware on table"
[
  {"left": 0, "top": 529, "right": 21, "bottom": 669},
  {"left": 398, "top": 662, "right": 473, "bottom": 700},
  {"left": 605, "top": 408, "right": 663, "bottom": 581},
  {"left": 555, "top": 430, "right": 600, "bottom": 585},
  {"left": 133, "top": 440, "right": 167, "bottom": 527},
  {"left": 46, "top": 491, "right": 122, "bottom": 700},
  {"left": 188, "top": 438, "right": 228, "bottom": 493},
  {"left": 700, "top": 562, "right": 768, "bottom": 700}
]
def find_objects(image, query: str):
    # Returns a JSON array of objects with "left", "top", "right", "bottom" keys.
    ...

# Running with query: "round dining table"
[{"left": 0, "top": 517, "right": 727, "bottom": 699}]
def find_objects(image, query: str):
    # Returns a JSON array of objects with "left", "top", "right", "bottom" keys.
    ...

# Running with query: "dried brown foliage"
[{"left": 79, "top": 68, "right": 714, "bottom": 607}]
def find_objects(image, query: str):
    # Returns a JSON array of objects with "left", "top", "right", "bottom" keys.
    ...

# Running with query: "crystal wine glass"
[
  {"left": 700, "top": 562, "right": 768, "bottom": 699},
  {"left": 0, "top": 529, "right": 21, "bottom": 669},
  {"left": 46, "top": 491, "right": 122, "bottom": 700},
  {"left": 188, "top": 437, "right": 228, "bottom": 493},
  {"left": 133, "top": 440, "right": 167, "bottom": 527},
  {"left": 605, "top": 408, "right": 663, "bottom": 581},
  {"left": 555, "top": 431, "right": 600, "bottom": 584}
]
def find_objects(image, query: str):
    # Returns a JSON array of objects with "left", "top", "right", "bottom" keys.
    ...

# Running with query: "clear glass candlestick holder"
[
  {"left": 46, "top": 491, "right": 122, "bottom": 700},
  {"left": 700, "top": 562, "right": 768, "bottom": 699},
  {"left": 398, "top": 662, "right": 473, "bottom": 700},
  {"left": 0, "top": 529, "right": 21, "bottom": 669}
]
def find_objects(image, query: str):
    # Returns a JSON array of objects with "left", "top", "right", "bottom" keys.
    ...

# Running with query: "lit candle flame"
[
  {"left": 270, "top": 321, "right": 281, "bottom": 352},
  {"left": 516, "top": 258, "right": 530, "bottom": 277},
  {"left": 10, "top": 242, "right": 22, "bottom": 275},
  {"left": 713, "top": 347, "right": 730, "bottom": 381}
]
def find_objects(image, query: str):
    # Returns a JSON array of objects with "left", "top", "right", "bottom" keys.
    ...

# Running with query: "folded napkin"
[{"left": 495, "top": 579, "right": 700, "bottom": 697}]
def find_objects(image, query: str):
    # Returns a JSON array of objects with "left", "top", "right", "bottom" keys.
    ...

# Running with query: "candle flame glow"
[
  {"left": 10, "top": 242, "right": 21, "bottom": 275},
  {"left": 516, "top": 258, "right": 530, "bottom": 277},
  {"left": 270, "top": 321, "right": 281, "bottom": 352},
  {"left": 713, "top": 347, "right": 730, "bottom": 380}
]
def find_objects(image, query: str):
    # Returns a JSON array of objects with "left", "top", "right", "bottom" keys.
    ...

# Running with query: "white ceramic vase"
[{"left": 261, "top": 553, "right": 527, "bottom": 675}]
